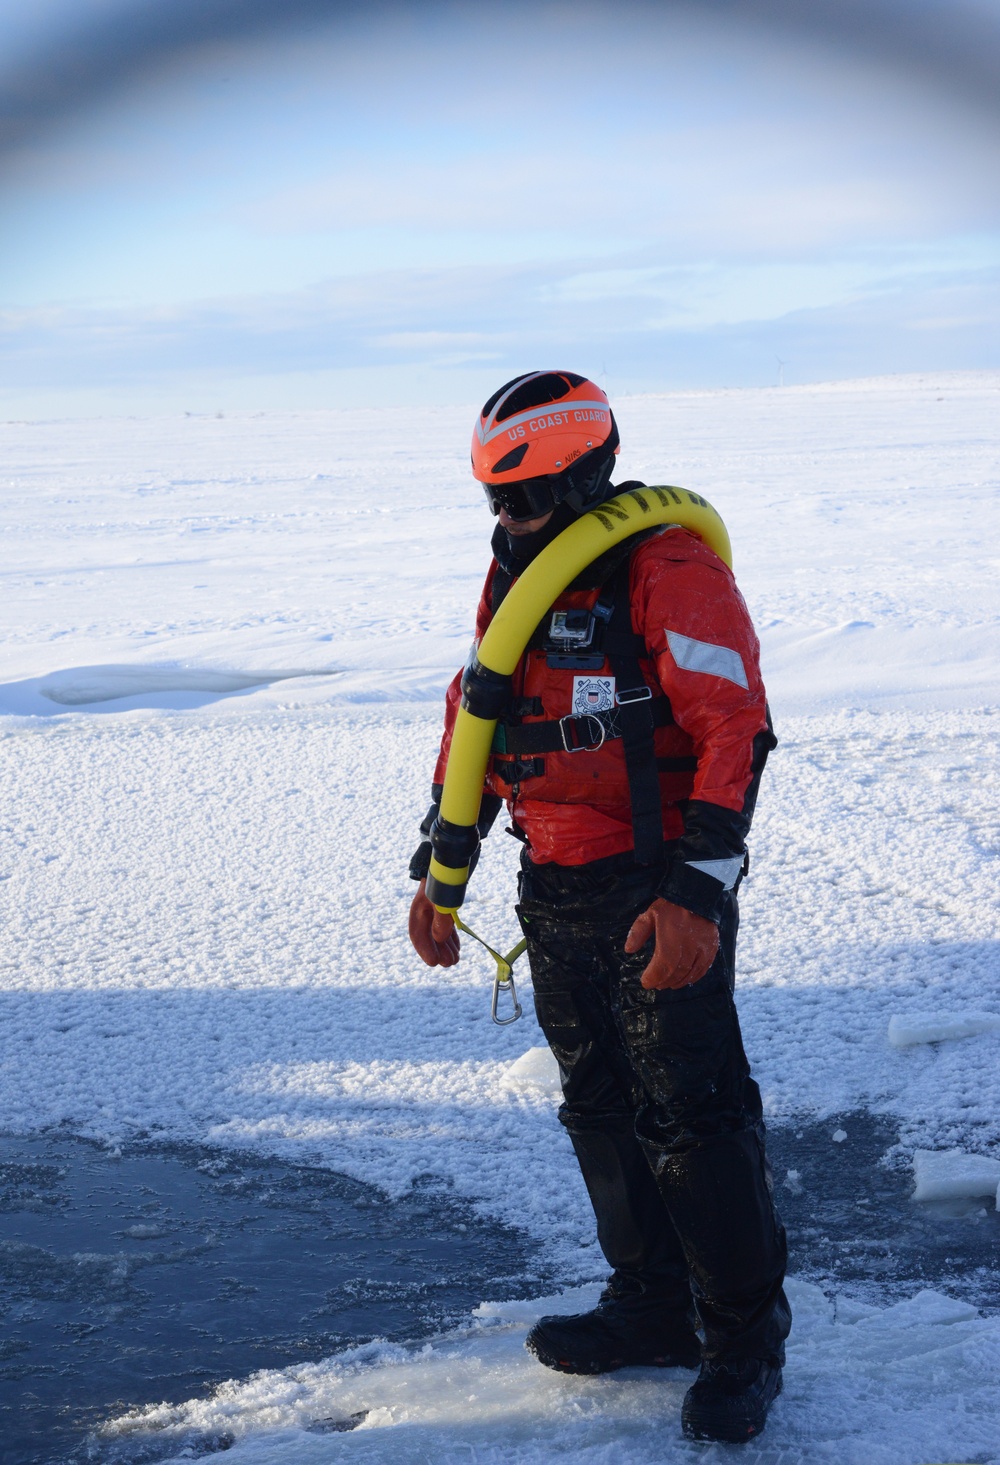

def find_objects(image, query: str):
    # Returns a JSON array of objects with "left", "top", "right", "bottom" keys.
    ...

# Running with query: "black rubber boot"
[
  {"left": 681, "top": 1355, "right": 783, "bottom": 1443},
  {"left": 640, "top": 1125, "right": 791, "bottom": 1364},
  {"left": 526, "top": 1285, "right": 701, "bottom": 1374},
  {"left": 564, "top": 1123, "right": 694, "bottom": 1308},
  {"left": 525, "top": 1123, "right": 700, "bottom": 1374}
]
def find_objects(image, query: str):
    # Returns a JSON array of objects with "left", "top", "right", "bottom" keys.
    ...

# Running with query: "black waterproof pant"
[{"left": 517, "top": 850, "right": 791, "bottom": 1363}]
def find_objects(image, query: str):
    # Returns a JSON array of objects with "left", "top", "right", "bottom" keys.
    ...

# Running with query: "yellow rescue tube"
[{"left": 425, "top": 486, "right": 732, "bottom": 912}]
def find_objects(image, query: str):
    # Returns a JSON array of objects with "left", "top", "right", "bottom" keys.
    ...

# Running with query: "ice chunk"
[
  {"left": 833, "top": 1295, "right": 882, "bottom": 1324},
  {"left": 863, "top": 1289, "right": 980, "bottom": 1327},
  {"left": 912, "top": 1148, "right": 1000, "bottom": 1202},
  {"left": 887, "top": 1011, "right": 1000, "bottom": 1047},
  {"left": 501, "top": 1046, "right": 561, "bottom": 1097},
  {"left": 832, "top": 1129, "right": 847, "bottom": 1143},
  {"left": 474, "top": 1284, "right": 601, "bottom": 1326}
]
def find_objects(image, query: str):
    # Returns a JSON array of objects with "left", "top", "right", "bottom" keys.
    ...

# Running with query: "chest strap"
[
  {"left": 494, "top": 560, "right": 680, "bottom": 867},
  {"left": 493, "top": 696, "right": 674, "bottom": 756},
  {"left": 605, "top": 561, "right": 664, "bottom": 865}
]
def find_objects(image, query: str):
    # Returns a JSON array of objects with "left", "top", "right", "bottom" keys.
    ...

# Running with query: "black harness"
[{"left": 489, "top": 538, "right": 691, "bottom": 866}]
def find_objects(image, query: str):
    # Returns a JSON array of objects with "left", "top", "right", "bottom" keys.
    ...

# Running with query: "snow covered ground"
[{"left": 1, "top": 373, "right": 999, "bottom": 1462}]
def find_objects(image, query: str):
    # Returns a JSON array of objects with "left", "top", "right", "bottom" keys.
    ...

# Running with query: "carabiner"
[
  {"left": 491, "top": 959, "right": 523, "bottom": 1027},
  {"left": 453, "top": 914, "right": 527, "bottom": 1026}
]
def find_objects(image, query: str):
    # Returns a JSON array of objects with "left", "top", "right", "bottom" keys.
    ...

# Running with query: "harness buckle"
[
  {"left": 615, "top": 684, "right": 653, "bottom": 705},
  {"left": 559, "top": 713, "right": 607, "bottom": 754}
]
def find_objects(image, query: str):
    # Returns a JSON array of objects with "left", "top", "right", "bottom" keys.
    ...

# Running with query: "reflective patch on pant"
[{"left": 666, "top": 630, "right": 748, "bottom": 689}]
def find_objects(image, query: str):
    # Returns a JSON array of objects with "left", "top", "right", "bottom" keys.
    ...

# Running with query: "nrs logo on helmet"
[{"left": 472, "top": 371, "right": 620, "bottom": 522}]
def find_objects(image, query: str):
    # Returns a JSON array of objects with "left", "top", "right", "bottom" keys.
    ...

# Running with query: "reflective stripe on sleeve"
[
  {"left": 666, "top": 630, "right": 748, "bottom": 689},
  {"left": 686, "top": 855, "right": 745, "bottom": 890}
]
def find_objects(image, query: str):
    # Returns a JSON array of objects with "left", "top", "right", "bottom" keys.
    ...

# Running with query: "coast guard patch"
[{"left": 572, "top": 676, "right": 615, "bottom": 717}]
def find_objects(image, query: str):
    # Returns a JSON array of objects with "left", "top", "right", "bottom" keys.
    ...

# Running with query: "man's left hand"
[{"left": 624, "top": 897, "right": 720, "bottom": 990}]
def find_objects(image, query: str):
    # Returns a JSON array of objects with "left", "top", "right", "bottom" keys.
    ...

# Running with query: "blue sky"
[{"left": 1, "top": 0, "right": 999, "bottom": 416}]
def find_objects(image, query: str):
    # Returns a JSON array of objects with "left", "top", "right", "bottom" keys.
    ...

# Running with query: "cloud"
[
  {"left": 1, "top": 249, "right": 997, "bottom": 411},
  {"left": 1, "top": 0, "right": 999, "bottom": 414},
  {"left": 544, "top": 239, "right": 1000, "bottom": 327},
  {"left": 691, "top": 0, "right": 1000, "bottom": 119},
  {"left": 237, "top": 132, "right": 992, "bottom": 254},
  {"left": 4, "top": 4, "right": 998, "bottom": 319},
  {"left": 0, "top": 0, "right": 366, "bottom": 157},
  {"left": 2, "top": 0, "right": 1000, "bottom": 171}
]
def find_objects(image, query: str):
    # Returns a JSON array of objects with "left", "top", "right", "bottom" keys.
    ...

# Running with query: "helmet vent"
[
  {"left": 490, "top": 443, "right": 529, "bottom": 475},
  {"left": 496, "top": 372, "right": 570, "bottom": 421},
  {"left": 488, "top": 371, "right": 586, "bottom": 424}
]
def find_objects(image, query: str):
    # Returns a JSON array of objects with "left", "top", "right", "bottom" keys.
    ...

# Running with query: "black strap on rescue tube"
[
  {"left": 460, "top": 658, "right": 511, "bottom": 720},
  {"left": 605, "top": 561, "right": 664, "bottom": 866}
]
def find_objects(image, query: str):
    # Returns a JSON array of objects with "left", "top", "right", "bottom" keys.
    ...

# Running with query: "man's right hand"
[
  {"left": 624, "top": 896, "right": 718, "bottom": 990},
  {"left": 408, "top": 879, "right": 461, "bottom": 967}
]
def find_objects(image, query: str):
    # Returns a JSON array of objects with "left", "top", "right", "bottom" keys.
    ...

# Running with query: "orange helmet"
[{"left": 472, "top": 370, "right": 620, "bottom": 520}]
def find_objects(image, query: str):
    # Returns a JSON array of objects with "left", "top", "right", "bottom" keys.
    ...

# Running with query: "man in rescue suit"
[{"left": 408, "top": 371, "right": 790, "bottom": 1445}]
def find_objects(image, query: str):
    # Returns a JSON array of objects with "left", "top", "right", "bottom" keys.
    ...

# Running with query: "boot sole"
[
  {"left": 527, "top": 1336, "right": 700, "bottom": 1376},
  {"left": 681, "top": 1370, "right": 783, "bottom": 1444}
]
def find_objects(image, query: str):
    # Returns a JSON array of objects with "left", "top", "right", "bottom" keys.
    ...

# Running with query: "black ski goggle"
[{"left": 482, "top": 476, "right": 562, "bottom": 521}]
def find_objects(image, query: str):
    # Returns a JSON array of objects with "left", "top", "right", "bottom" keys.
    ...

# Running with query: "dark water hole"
[
  {"left": 2, "top": 1113, "right": 998, "bottom": 1464},
  {"left": 0, "top": 1132, "right": 546, "bottom": 1465},
  {"left": 768, "top": 1110, "right": 1000, "bottom": 1310}
]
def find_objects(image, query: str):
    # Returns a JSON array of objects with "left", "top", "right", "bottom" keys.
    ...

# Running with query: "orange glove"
[
  {"left": 624, "top": 897, "right": 720, "bottom": 990},
  {"left": 408, "top": 879, "right": 461, "bottom": 967}
]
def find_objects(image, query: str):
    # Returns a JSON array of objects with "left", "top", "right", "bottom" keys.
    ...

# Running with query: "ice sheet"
[
  {"left": 2, "top": 373, "right": 999, "bottom": 1461},
  {"left": 98, "top": 1279, "right": 1000, "bottom": 1465}
]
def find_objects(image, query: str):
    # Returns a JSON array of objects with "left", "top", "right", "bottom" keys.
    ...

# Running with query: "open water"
[
  {"left": 0, "top": 1133, "right": 545, "bottom": 1464},
  {"left": 2, "top": 1113, "right": 997, "bottom": 1463}
]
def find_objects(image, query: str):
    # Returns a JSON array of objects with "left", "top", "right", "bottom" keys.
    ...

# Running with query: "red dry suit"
[{"left": 430, "top": 524, "right": 772, "bottom": 921}]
